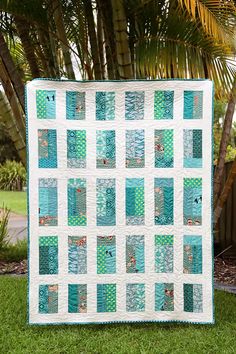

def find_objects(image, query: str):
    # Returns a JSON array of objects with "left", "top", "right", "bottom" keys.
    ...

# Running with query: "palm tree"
[
  {"left": 15, "top": 17, "right": 41, "bottom": 78},
  {"left": 0, "top": 31, "right": 25, "bottom": 111},
  {"left": 111, "top": 0, "right": 133, "bottom": 79},
  {"left": 0, "top": 0, "right": 236, "bottom": 168},
  {"left": 51, "top": 0, "right": 75, "bottom": 79}
]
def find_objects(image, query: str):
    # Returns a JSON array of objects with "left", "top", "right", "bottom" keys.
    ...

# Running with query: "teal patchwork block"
[
  {"left": 68, "top": 284, "right": 87, "bottom": 313},
  {"left": 126, "top": 130, "right": 145, "bottom": 168},
  {"left": 155, "top": 283, "right": 174, "bottom": 311},
  {"left": 184, "top": 129, "right": 202, "bottom": 167},
  {"left": 183, "top": 235, "right": 202, "bottom": 274},
  {"left": 155, "top": 235, "right": 173, "bottom": 273},
  {"left": 154, "top": 178, "right": 173, "bottom": 225},
  {"left": 184, "top": 284, "right": 203, "bottom": 313},
  {"left": 97, "top": 236, "right": 116, "bottom": 274},
  {"left": 68, "top": 236, "right": 87, "bottom": 274},
  {"left": 39, "top": 236, "right": 58, "bottom": 275},
  {"left": 183, "top": 178, "right": 202, "bottom": 225},
  {"left": 66, "top": 91, "right": 85, "bottom": 120},
  {"left": 38, "top": 129, "right": 57, "bottom": 168},
  {"left": 36, "top": 90, "right": 56, "bottom": 119},
  {"left": 67, "top": 130, "right": 86, "bottom": 168},
  {"left": 68, "top": 179, "right": 87, "bottom": 226},
  {"left": 97, "top": 284, "right": 116, "bottom": 312},
  {"left": 39, "top": 178, "right": 58, "bottom": 226},
  {"left": 155, "top": 129, "right": 173, "bottom": 167},
  {"left": 184, "top": 91, "right": 203, "bottom": 119},
  {"left": 39, "top": 284, "right": 58, "bottom": 314},
  {"left": 126, "top": 178, "right": 144, "bottom": 225},
  {"left": 154, "top": 91, "right": 174, "bottom": 119},
  {"left": 125, "top": 91, "right": 144, "bottom": 120},
  {"left": 126, "top": 235, "right": 145, "bottom": 273},
  {"left": 96, "top": 92, "right": 115, "bottom": 120},
  {"left": 96, "top": 130, "right": 116, "bottom": 168},
  {"left": 97, "top": 179, "right": 116, "bottom": 226},
  {"left": 126, "top": 283, "right": 145, "bottom": 312}
]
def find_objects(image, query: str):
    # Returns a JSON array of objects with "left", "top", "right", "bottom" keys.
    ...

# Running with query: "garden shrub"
[
  {"left": 0, "top": 204, "right": 10, "bottom": 250},
  {"left": 0, "top": 160, "right": 26, "bottom": 191}
]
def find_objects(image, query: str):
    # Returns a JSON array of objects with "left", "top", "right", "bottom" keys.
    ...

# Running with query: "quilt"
[{"left": 26, "top": 79, "right": 214, "bottom": 325}]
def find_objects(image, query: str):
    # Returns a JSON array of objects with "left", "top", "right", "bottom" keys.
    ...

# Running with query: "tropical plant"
[
  {"left": 0, "top": 204, "right": 10, "bottom": 250},
  {"left": 0, "top": 122, "right": 19, "bottom": 164},
  {"left": 0, "top": 160, "right": 26, "bottom": 191}
]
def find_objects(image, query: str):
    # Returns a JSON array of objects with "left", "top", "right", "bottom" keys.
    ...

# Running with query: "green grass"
[
  {"left": 0, "top": 278, "right": 235, "bottom": 354},
  {"left": 0, "top": 191, "right": 27, "bottom": 215}
]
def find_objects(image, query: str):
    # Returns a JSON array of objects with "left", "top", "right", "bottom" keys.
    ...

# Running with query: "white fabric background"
[{"left": 27, "top": 79, "right": 213, "bottom": 324}]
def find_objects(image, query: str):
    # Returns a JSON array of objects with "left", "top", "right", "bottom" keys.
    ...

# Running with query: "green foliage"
[
  {"left": 0, "top": 204, "right": 10, "bottom": 250},
  {"left": 0, "top": 239, "right": 27, "bottom": 262},
  {"left": 0, "top": 122, "right": 19, "bottom": 164},
  {"left": 225, "top": 144, "right": 236, "bottom": 162},
  {"left": 0, "top": 160, "right": 26, "bottom": 191},
  {"left": 213, "top": 100, "right": 236, "bottom": 163}
]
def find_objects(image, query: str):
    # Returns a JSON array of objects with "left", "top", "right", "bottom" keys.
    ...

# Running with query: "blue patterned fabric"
[
  {"left": 125, "top": 91, "right": 145, "bottom": 120},
  {"left": 38, "top": 129, "right": 57, "bottom": 168},
  {"left": 66, "top": 91, "right": 85, "bottom": 120},
  {"left": 184, "top": 91, "right": 203, "bottom": 119},
  {"left": 97, "top": 179, "right": 116, "bottom": 226}
]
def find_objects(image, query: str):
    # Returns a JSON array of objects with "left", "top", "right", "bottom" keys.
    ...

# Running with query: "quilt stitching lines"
[{"left": 28, "top": 80, "right": 213, "bottom": 324}]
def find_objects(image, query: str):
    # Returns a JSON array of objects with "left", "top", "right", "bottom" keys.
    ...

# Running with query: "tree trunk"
[
  {"left": 97, "top": 0, "right": 119, "bottom": 79},
  {"left": 84, "top": 0, "right": 102, "bottom": 80},
  {"left": 34, "top": 40, "right": 50, "bottom": 77},
  {"left": 111, "top": 0, "right": 133, "bottom": 79},
  {"left": 0, "top": 59, "right": 25, "bottom": 139},
  {"left": 73, "top": 0, "right": 93, "bottom": 79},
  {"left": 214, "top": 78, "right": 236, "bottom": 206},
  {"left": 97, "top": 9, "right": 105, "bottom": 79},
  {"left": 214, "top": 157, "right": 236, "bottom": 224},
  {"left": 0, "top": 91, "right": 26, "bottom": 166},
  {"left": 0, "top": 31, "right": 25, "bottom": 111},
  {"left": 37, "top": 27, "right": 59, "bottom": 77},
  {"left": 52, "top": 0, "right": 75, "bottom": 79},
  {"left": 15, "top": 17, "right": 41, "bottom": 78}
]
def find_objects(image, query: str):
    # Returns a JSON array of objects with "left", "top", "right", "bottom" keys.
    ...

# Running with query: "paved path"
[
  {"left": 7, "top": 212, "right": 27, "bottom": 243},
  {"left": 214, "top": 283, "right": 236, "bottom": 294}
]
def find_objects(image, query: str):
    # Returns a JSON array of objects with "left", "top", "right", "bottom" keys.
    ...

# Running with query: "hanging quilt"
[{"left": 26, "top": 79, "right": 214, "bottom": 324}]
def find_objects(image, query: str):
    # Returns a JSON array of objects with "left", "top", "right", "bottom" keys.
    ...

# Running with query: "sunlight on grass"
[{"left": 0, "top": 191, "right": 27, "bottom": 215}]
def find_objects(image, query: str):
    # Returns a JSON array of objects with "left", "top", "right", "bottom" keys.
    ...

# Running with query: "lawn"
[
  {"left": 0, "top": 191, "right": 27, "bottom": 215},
  {"left": 0, "top": 277, "right": 235, "bottom": 354}
]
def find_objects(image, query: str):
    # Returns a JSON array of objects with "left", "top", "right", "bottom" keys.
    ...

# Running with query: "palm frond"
[
  {"left": 133, "top": 2, "right": 236, "bottom": 97},
  {"left": 178, "top": 0, "right": 236, "bottom": 42},
  {"left": 0, "top": 0, "right": 47, "bottom": 25}
]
